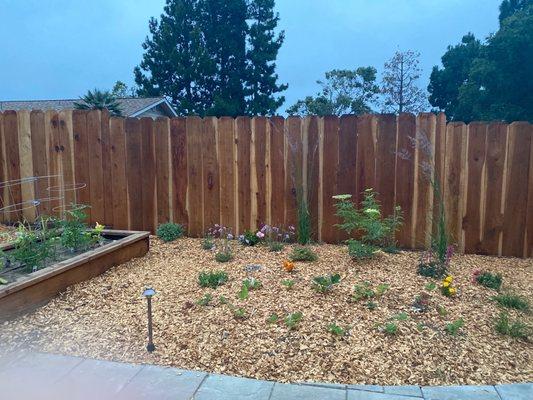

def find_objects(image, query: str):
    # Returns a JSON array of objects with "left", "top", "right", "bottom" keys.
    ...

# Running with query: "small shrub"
[
  {"left": 425, "top": 281, "right": 437, "bottom": 291},
  {"left": 440, "top": 275, "right": 457, "bottom": 297},
  {"left": 366, "top": 301, "right": 377, "bottom": 310},
  {"left": 493, "top": 293, "right": 529, "bottom": 311},
  {"left": 238, "top": 284, "right": 249, "bottom": 300},
  {"left": 347, "top": 240, "right": 378, "bottom": 260},
  {"left": 393, "top": 312, "right": 409, "bottom": 321},
  {"left": 269, "top": 241, "right": 284, "bottom": 252},
  {"left": 238, "top": 278, "right": 262, "bottom": 300},
  {"left": 312, "top": 274, "right": 341, "bottom": 293},
  {"left": 376, "top": 283, "right": 390, "bottom": 296},
  {"left": 417, "top": 262, "right": 447, "bottom": 279},
  {"left": 353, "top": 281, "right": 375, "bottom": 301},
  {"left": 196, "top": 293, "right": 212, "bottom": 306},
  {"left": 198, "top": 271, "right": 228, "bottom": 288},
  {"left": 239, "top": 230, "right": 261, "bottom": 246},
  {"left": 233, "top": 307, "right": 247, "bottom": 319},
  {"left": 215, "top": 250, "right": 233, "bottom": 263},
  {"left": 328, "top": 323, "right": 347, "bottom": 336},
  {"left": 285, "top": 312, "right": 303, "bottom": 330},
  {"left": 473, "top": 270, "right": 502, "bottom": 291},
  {"left": 437, "top": 305, "right": 448, "bottom": 317},
  {"left": 495, "top": 312, "right": 530, "bottom": 339},
  {"left": 156, "top": 222, "right": 185, "bottom": 242},
  {"left": 289, "top": 246, "right": 318, "bottom": 262},
  {"left": 445, "top": 318, "right": 464, "bottom": 336},
  {"left": 202, "top": 236, "right": 215, "bottom": 250},
  {"left": 384, "top": 322, "right": 398, "bottom": 335},
  {"left": 282, "top": 279, "right": 295, "bottom": 289},
  {"left": 267, "top": 313, "right": 279, "bottom": 324}
]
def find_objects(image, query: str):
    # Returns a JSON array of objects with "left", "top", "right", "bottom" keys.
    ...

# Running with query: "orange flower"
[{"left": 283, "top": 260, "right": 295, "bottom": 272}]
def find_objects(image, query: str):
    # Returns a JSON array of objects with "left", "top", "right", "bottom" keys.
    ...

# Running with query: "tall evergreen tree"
[
  {"left": 245, "top": 0, "right": 287, "bottom": 115},
  {"left": 134, "top": 0, "right": 286, "bottom": 116}
]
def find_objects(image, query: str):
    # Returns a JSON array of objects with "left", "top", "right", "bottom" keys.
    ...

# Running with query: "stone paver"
[
  {"left": 271, "top": 382, "right": 345, "bottom": 400},
  {"left": 0, "top": 352, "right": 531, "bottom": 400},
  {"left": 193, "top": 373, "right": 274, "bottom": 400},
  {"left": 117, "top": 365, "right": 207, "bottom": 400},
  {"left": 421, "top": 385, "right": 500, "bottom": 400},
  {"left": 495, "top": 383, "right": 533, "bottom": 400}
]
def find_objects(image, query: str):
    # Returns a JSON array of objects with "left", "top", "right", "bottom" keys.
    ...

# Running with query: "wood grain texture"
[
  {"left": 236, "top": 117, "right": 252, "bottom": 233},
  {"left": 72, "top": 110, "right": 91, "bottom": 219},
  {"left": 30, "top": 111, "right": 50, "bottom": 217},
  {"left": 99, "top": 110, "right": 114, "bottom": 227},
  {"left": 321, "top": 116, "right": 340, "bottom": 242},
  {"left": 125, "top": 118, "right": 143, "bottom": 230},
  {"left": 285, "top": 116, "right": 302, "bottom": 229},
  {"left": 355, "top": 114, "right": 376, "bottom": 205},
  {"left": 375, "top": 114, "right": 397, "bottom": 218},
  {"left": 306, "top": 116, "right": 321, "bottom": 241},
  {"left": 269, "top": 117, "right": 285, "bottom": 227},
  {"left": 170, "top": 118, "right": 188, "bottom": 226},
  {"left": 154, "top": 118, "right": 170, "bottom": 225},
  {"left": 86, "top": 110, "right": 104, "bottom": 224},
  {"left": 140, "top": 118, "right": 156, "bottom": 233},
  {"left": 253, "top": 117, "right": 268, "bottom": 229},
  {"left": 201, "top": 117, "right": 220, "bottom": 230},
  {"left": 17, "top": 110, "right": 36, "bottom": 221},
  {"left": 109, "top": 117, "right": 128, "bottom": 229},
  {"left": 502, "top": 122, "right": 531, "bottom": 256},
  {"left": 186, "top": 117, "right": 203, "bottom": 236},
  {"left": 217, "top": 117, "right": 235, "bottom": 230},
  {"left": 3, "top": 111, "right": 22, "bottom": 221}
]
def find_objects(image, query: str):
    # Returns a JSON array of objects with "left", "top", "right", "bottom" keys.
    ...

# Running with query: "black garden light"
[{"left": 142, "top": 287, "right": 156, "bottom": 353}]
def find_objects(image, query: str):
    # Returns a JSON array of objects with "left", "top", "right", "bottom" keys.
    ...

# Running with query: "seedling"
[
  {"left": 282, "top": 279, "right": 295, "bottom": 289},
  {"left": 198, "top": 271, "right": 228, "bottom": 288},
  {"left": 313, "top": 274, "right": 341, "bottom": 293},
  {"left": 328, "top": 323, "right": 347, "bottom": 336},
  {"left": 445, "top": 318, "right": 464, "bottom": 336},
  {"left": 285, "top": 312, "right": 303, "bottom": 330},
  {"left": 196, "top": 293, "right": 212, "bottom": 306},
  {"left": 267, "top": 313, "right": 279, "bottom": 324}
]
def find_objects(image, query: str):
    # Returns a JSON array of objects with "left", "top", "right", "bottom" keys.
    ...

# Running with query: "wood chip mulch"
[{"left": 1, "top": 237, "right": 532, "bottom": 386}]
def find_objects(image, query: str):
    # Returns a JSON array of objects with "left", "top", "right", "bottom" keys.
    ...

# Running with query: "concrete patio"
[{"left": 0, "top": 352, "right": 530, "bottom": 400}]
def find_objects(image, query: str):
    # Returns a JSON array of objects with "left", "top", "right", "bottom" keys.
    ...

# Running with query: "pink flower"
[{"left": 256, "top": 231, "right": 265, "bottom": 239}]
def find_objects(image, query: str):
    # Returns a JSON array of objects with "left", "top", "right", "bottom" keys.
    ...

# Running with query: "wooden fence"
[{"left": 0, "top": 109, "right": 532, "bottom": 257}]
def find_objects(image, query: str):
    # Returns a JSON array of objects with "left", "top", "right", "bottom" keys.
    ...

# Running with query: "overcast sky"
[{"left": 0, "top": 0, "right": 501, "bottom": 112}]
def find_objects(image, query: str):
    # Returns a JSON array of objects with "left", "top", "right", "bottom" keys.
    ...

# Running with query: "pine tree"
[{"left": 245, "top": 0, "right": 287, "bottom": 115}]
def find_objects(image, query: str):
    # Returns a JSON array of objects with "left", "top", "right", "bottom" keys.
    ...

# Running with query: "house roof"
[{"left": 0, "top": 97, "right": 177, "bottom": 117}]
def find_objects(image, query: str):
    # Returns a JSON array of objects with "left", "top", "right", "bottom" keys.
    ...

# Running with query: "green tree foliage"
[
  {"left": 287, "top": 68, "right": 379, "bottom": 116},
  {"left": 111, "top": 81, "right": 136, "bottom": 98},
  {"left": 134, "top": 0, "right": 286, "bottom": 116},
  {"left": 74, "top": 89, "right": 123, "bottom": 116},
  {"left": 381, "top": 50, "right": 427, "bottom": 114},
  {"left": 428, "top": 1, "right": 532, "bottom": 122}
]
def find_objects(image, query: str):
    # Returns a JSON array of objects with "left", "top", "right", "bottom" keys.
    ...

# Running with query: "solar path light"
[{"left": 142, "top": 287, "right": 156, "bottom": 353}]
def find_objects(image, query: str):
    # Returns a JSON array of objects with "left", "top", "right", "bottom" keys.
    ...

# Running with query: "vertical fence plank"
[
  {"left": 72, "top": 110, "right": 91, "bottom": 219},
  {"left": 355, "top": 114, "right": 376, "bottom": 205},
  {"left": 413, "top": 113, "right": 436, "bottom": 248},
  {"left": 109, "top": 117, "right": 128, "bottom": 229},
  {"left": 0, "top": 113, "right": 5, "bottom": 222},
  {"left": 253, "top": 117, "right": 268, "bottom": 229},
  {"left": 479, "top": 123, "right": 507, "bottom": 255},
  {"left": 140, "top": 117, "right": 156, "bottom": 233},
  {"left": 236, "top": 116, "right": 252, "bottom": 233},
  {"left": 154, "top": 117, "right": 170, "bottom": 226},
  {"left": 321, "top": 116, "right": 340, "bottom": 242},
  {"left": 444, "top": 122, "right": 467, "bottom": 247},
  {"left": 202, "top": 117, "right": 220, "bottom": 230},
  {"left": 186, "top": 117, "right": 203, "bottom": 236},
  {"left": 58, "top": 110, "right": 76, "bottom": 209},
  {"left": 502, "top": 122, "right": 531, "bottom": 256},
  {"left": 285, "top": 116, "right": 302, "bottom": 229},
  {"left": 17, "top": 110, "right": 36, "bottom": 221},
  {"left": 432, "top": 113, "right": 447, "bottom": 238},
  {"left": 125, "top": 118, "right": 143, "bottom": 230},
  {"left": 99, "top": 110, "right": 114, "bottom": 227},
  {"left": 30, "top": 111, "right": 50, "bottom": 217},
  {"left": 395, "top": 113, "right": 416, "bottom": 247},
  {"left": 3, "top": 111, "right": 22, "bottom": 222},
  {"left": 307, "top": 116, "right": 321, "bottom": 241},
  {"left": 526, "top": 127, "right": 533, "bottom": 257},
  {"left": 375, "top": 114, "right": 398, "bottom": 218},
  {"left": 269, "top": 117, "right": 285, "bottom": 227},
  {"left": 464, "top": 123, "right": 487, "bottom": 254},
  {"left": 86, "top": 110, "right": 105, "bottom": 224},
  {"left": 217, "top": 117, "right": 235, "bottom": 231},
  {"left": 170, "top": 118, "right": 188, "bottom": 226}
]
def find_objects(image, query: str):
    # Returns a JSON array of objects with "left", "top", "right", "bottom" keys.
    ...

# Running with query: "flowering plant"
[
  {"left": 440, "top": 275, "right": 457, "bottom": 297},
  {"left": 205, "top": 224, "right": 233, "bottom": 261}
]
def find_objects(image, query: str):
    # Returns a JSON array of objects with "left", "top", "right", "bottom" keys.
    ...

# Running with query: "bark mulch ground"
[{"left": 1, "top": 237, "right": 531, "bottom": 385}]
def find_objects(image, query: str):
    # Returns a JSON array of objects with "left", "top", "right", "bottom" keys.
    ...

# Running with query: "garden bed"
[
  {"left": 0, "top": 230, "right": 149, "bottom": 320},
  {"left": 0, "top": 237, "right": 531, "bottom": 385}
]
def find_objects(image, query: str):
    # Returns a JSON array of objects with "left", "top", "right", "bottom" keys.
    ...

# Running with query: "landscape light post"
[{"left": 142, "top": 287, "right": 156, "bottom": 353}]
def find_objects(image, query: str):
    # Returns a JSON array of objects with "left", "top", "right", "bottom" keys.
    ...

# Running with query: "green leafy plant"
[
  {"left": 202, "top": 236, "right": 215, "bottom": 250},
  {"left": 289, "top": 246, "right": 318, "bottom": 262},
  {"left": 376, "top": 283, "right": 390, "bottom": 296},
  {"left": 215, "top": 250, "right": 233, "bottom": 263},
  {"left": 282, "top": 279, "right": 295, "bottom": 289},
  {"left": 196, "top": 293, "right": 213, "bottom": 306},
  {"left": 238, "top": 278, "right": 261, "bottom": 300},
  {"left": 9, "top": 223, "right": 54, "bottom": 271},
  {"left": 393, "top": 312, "right": 409, "bottom": 321},
  {"left": 333, "top": 189, "right": 403, "bottom": 252},
  {"left": 437, "top": 305, "right": 448, "bottom": 317},
  {"left": 417, "top": 262, "right": 447, "bottom": 279},
  {"left": 239, "top": 230, "right": 261, "bottom": 246},
  {"left": 445, "top": 318, "right": 464, "bottom": 336},
  {"left": 328, "top": 323, "right": 347, "bottom": 336},
  {"left": 233, "top": 307, "right": 247, "bottom": 319},
  {"left": 353, "top": 281, "right": 375, "bottom": 301},
  {"left": 297, "top": 195, "right": 311, "bottom": 245},
  {"left": 366, "top": 301, "right": 377, "bottom": 310},
  {"left": 425, "top": 281, "right": 437, "bottom": 291},
  {"left": 495, "top": 312, "right": 530, "bottom": 339},
  {"left": 473, "top": 270, "right": 502, "bottom": 291},
  {"left": 285, "top": 312, "right": 303, "bottom": 330},
  {"left": 156, "top": 222, "right": 185, "bottom": 242},
  {"left": 312, "top": 274, "right": 341, "bottom": 293},
  {"left": 493, "top": 293, "right": 529, "bottom": 311},
  {"left": 269, "top": 241, "right": 284, "bottom": 252},
  {"left": 347, "top": 239, "right": 378, "bottom": 260},
  {"left": 198, "top": 271, "right": 228, "bottom": 288},
  {"left": 383, "top": 322, "right": 398, "bottom": 335},
  {"left": 60, "top": 205, "right": 96, "bottom": 251},
  {"left": 412, "top": 293, "right": 431, "bottom": 312},
  {"left": 238, "top": 284, "right": 249, "bottom": 300},
  {"left": 267, "top": 313, "right": 279, "bottom": 324}
]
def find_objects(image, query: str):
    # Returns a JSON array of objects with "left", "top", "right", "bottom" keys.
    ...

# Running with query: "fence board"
[
  {"left": 154, "top": 118, "right": 170, "bottom": 225},
  {"left": 202, "top": 117, "right": 220, "bottom": 230},
  {"left": 217, "top": 117, "right": 235, "bottom": 231},
  {"left": 99, "top": 110, "right": 114, "bottom": 227},
  {"left": 17, "top": 110, "right": 36, "bottom": 221},
  {"left": 109, "top": 117, "right": 128, "bottom": 229},
  {"left": 186, "top": 117, "right": 203, "bottom": 236},
  {"left": 140, "top": 118, "right": 156, "bottom": 233},
  {"left": 125, "top": 118, "right": 143, "bottom": 230},
  {"left": 356, "top": 114, "right": 376, "bottom": 205},
  {"left": 170, "top": 118, "right": 188, "bottom": 226},
  {"left": 321, "top": 116, "right": 340, "bottom": 242},
  {"left": 269, "top": 116, "right": 285, "bottom": 227},
  {"left": 2, "top": 111, "right": 22, "bottom": 221},
  {"left": 30, "top": 111, "right": 50, "bottom": 217},
  {"left": 253, "top": 117, "right": 268, "bottom": 229},
  {"left": 72, "top": 110, "right": 91, "bottom": 220},
  {"left": 86, "top": 110, "right": 104, "bottom": 224},
  {"left": 526, "top": 135, "right": 533, "bottom": 257},
  {"left": 307, "top": 116, "right": 320, "bottom": 241},
  {"left": 432, "top": 113, "right": 447, "bottom": 238},
  {"left": 464, "top": 123, "right": 487, "bottom": 254},
  {"left": 375, "top": 114, "right": 398, "bottom": 218},
  {"left": 236, "top": 117, "right": 252, "bottom": 233},
  {"left": 285, "top": 117, "right": 301, "bottom": 230},
  {"left": 502, "top": 122, "right": 531, "bottom": 256},
  {"left": 58, "top": 110, "right": 76, "bottom": 210}
]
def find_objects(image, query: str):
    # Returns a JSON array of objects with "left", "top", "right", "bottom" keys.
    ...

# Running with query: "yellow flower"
[
  {"left": 442, "top": 281, "right": 450, "bottom": 287},
  {"left": 449, "top": 287, "right": 457, "bottom": 295},
  {"left": 445, "top": 276, "right": 453, "bottom": 283},
  {"left": 95, "top": 222, "right": 105, "bottom": 232}
]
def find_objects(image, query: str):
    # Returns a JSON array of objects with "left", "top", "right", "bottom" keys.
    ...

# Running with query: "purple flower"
[
  {"left": 256, "top": 231, "right": 265, "bottom": 239},
  {"left": 227, "top": 234, "right": 233, "bottom": 240}
]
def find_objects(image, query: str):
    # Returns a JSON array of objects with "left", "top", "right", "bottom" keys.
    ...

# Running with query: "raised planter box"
[{"left": 0, "top": 229, "right": 150, "bottom": 320}]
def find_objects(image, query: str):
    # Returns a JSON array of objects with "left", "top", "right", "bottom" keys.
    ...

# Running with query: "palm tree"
[{"left": 74, "top": 89, "right": 123, "bottom": 116}]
